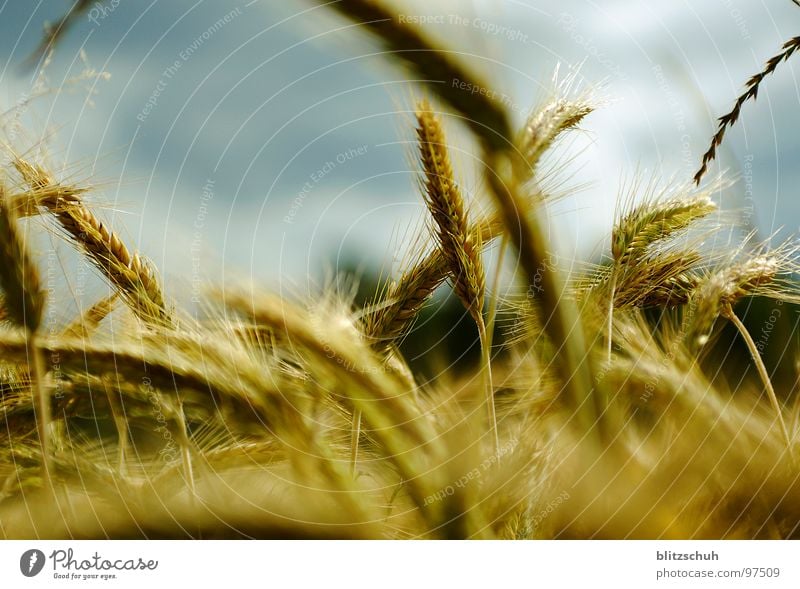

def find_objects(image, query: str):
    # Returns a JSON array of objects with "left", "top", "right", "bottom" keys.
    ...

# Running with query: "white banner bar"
[{"left": 1, "top": 540, "right": 797, "bottom": 587}]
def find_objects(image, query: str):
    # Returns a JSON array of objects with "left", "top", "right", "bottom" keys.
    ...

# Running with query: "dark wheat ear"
[
  {"left": 695, "top": 36, "right": 800, "bottom": 184},
  {"left": 27, "top": 0, "right": 94, "bottom": 66}
]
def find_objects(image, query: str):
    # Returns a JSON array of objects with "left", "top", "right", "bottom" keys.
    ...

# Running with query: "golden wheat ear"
[
  {"left": 13, "top": 158, "right": 172, "bottom": 328},
  {"left": 695, "top": 36, "right": 800, "bottom": 184},
  {"left": 0, "top": 183, "right": 51, "bottom": 486},
  {"left": 362, "top": 253, "right": 446, "bottom": 348},
  {"left": 414, "top": 101, "right": 485, "bottom": 322},
  {"left": 691, "top": 256, "right": 781, "bottom": 339},
  {"left": 515, "top": 68, "right": 598, "bottom": 180},
  {"left": 612, "top": 192, "right": 717, "bottom": 265},
  {"left": 62, "top": 293, "right": 118, "bottom": 338},
  {"left": 414, "top": 100, "right": 497, "bottom": 449},
  {"left": 595, "top": 180, "right": 720, "bottom": 357},
  {"left": 362, "top": 215, "right": 503, "bottom": 350}
]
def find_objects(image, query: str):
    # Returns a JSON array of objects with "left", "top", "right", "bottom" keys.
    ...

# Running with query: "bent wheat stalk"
[
  {"left": 689, "top": 255, "right": 793, "bottom": 454},
  {"left": 486, "top": 160, "right": 602, "bottom": 440},
  {"left": 319, "top": 0, "right": 601, "bottom": 437},
  {"left": 224, "top": 293, "right": 455, "bottom": 523},
  {"left": 314, "top": 0, "right": 512, "bottom": 152},
  {"left": 723, "top": 303, "right": 794, "bottom": 456}
]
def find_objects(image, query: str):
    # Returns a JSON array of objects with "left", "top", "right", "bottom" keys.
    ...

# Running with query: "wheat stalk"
[
  {"left": 0, "top": 184, "right": 50, "bottom": 487},
  {"left": 0, "top": 188, "right": 43, "bottom": 333},
  {"left": 13, "top": 158, "right": 171, "bottom": 327},
  {"left": 695, "top": 36, "right": 800, "bottom": 185},
  {"left": 688, "top": 255, "right": 791, "bottom": 451},
  {"left": 723, "top": 303, "right": 794, "bottom": 458},
  {"left": 485, "top": 161, "right": 602, "bottom": 439}
]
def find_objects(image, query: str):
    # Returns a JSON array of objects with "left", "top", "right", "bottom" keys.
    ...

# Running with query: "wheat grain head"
[
  {"left": 695, "top": 36, "right": 800, "bottom": 184},
  {"left": 13, "top": 158, "right": 171, "bottom": 327},
  {"left": 415, "top": 101, "right": 485, "bottom": 322}
]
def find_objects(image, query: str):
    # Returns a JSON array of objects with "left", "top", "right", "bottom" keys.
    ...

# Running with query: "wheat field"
[{"left": 0, "top": 0, "right": 799, "bottom": 539}]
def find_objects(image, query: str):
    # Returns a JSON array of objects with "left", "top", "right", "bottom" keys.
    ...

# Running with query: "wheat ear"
[
  {"left": 695, "top": 36, "right": 800, "bottom": 185},
  {"left": 363, "top": 216, "right": 503, "bottom": 347},
  {"left": 363, "top": 253, "right": 446, "bottom": 347},
  {"left": 692, "top": 256, "right": 780, "bottom": 336},
  {"left": 612, "top": 250, "right": 702, "bottom": 309},
  {"left": 13, "top": 158, "right": 171, "bottom": 327},
  {"left": 415, "top": 103, "right": 485, "bottom": 322},
  {"left": 414, "top": 101, "right": 496, "bottom": 448},
  {"left": 612, "top": 195, "right": 717, "bottom": 264},
  {"left": 8, "top": 184, "right": 90, "bottom": 219},
  {"left": 516, "top": 98, "right": 594, "bottom": 180},
  {"left": 62, "top": 293, "right": 118, "bottom": 338},
  {"left": 0, "top": 184, "right": 50, "bottom": 484}
]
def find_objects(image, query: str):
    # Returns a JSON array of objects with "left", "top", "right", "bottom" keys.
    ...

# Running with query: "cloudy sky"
[{"left": 0, "top": 0, "right": 798, "bottom": 300}]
